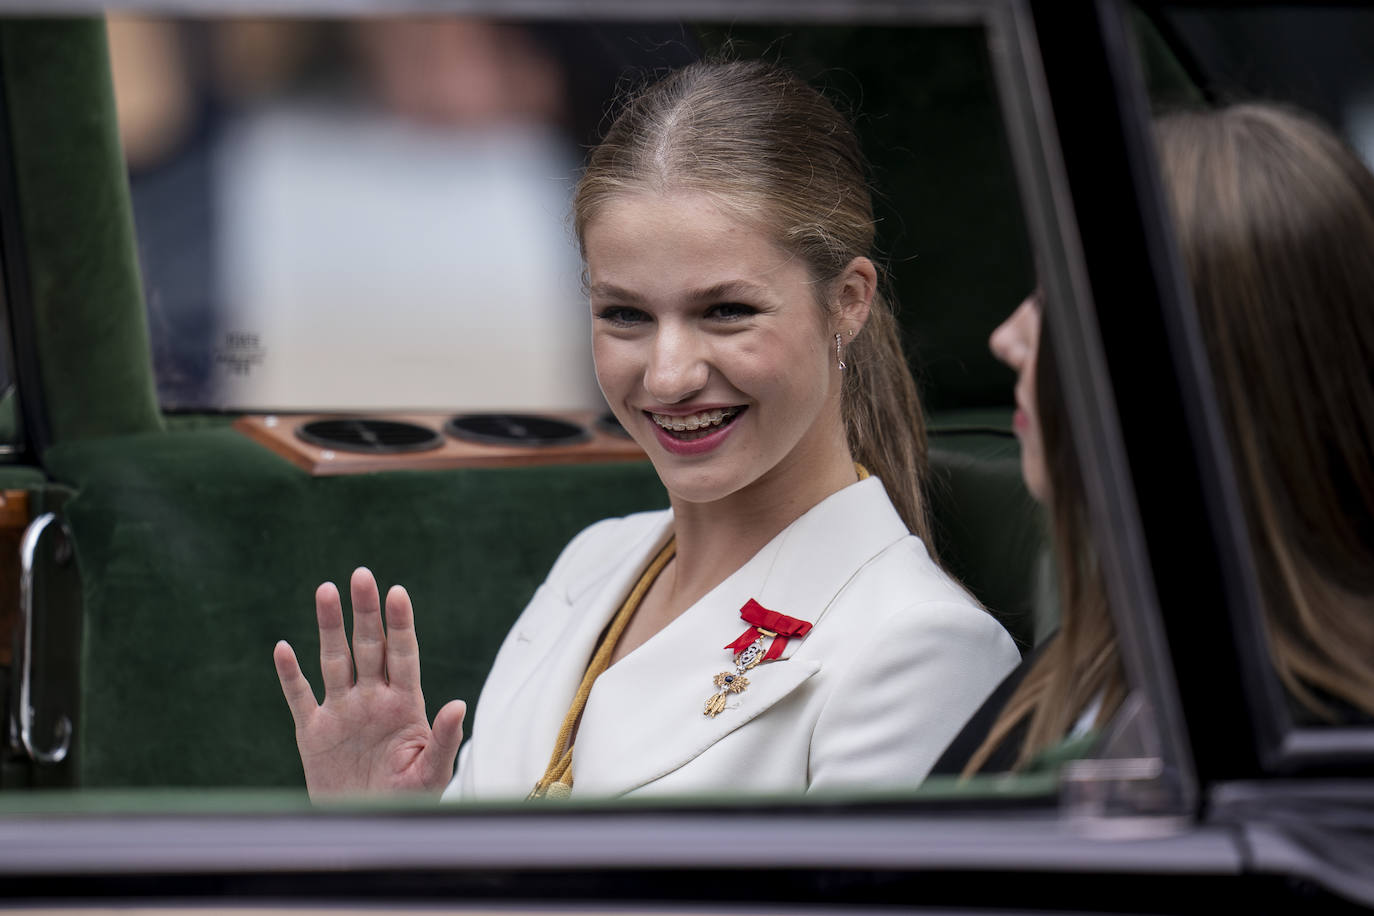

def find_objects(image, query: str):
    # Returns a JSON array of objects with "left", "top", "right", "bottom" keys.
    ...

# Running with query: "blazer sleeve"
[{"left": 807, "top": 599, "right": 1020, "bottom": 793}]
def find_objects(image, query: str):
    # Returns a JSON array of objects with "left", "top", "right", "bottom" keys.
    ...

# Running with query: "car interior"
[
  {"left": 0, "top": 12, "right": 1115, "bottom": 794},
  {"left": 0, "top": 2, "right": 1372, "bottom": 912}
]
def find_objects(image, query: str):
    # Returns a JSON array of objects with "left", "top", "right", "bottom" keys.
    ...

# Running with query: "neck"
[{"left": 664, "top": 430, "right": 859, "bottom": 613}]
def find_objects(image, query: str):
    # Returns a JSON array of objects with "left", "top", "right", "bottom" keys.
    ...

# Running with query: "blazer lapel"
[
  {"left": 478, "top": 515, "right": 674, "bottom": 794},
  {"left": 572, "top": 478, "right": 910, "bottom": 796}
]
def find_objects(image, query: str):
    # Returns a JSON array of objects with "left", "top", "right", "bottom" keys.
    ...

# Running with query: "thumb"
[{"left": 425, "top": 699, "right": 467, "bottom": 785}]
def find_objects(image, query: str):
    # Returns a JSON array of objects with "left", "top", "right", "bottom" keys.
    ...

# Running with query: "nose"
[
  {"left": 989, "top": 298, "right": 1034, "bottom": 370},
  {"left": 644, "top": 322, "right": 709, "bottom": 404}
]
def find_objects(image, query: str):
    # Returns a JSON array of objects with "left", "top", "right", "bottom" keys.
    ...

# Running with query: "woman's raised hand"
[{"left": 273, "top": 568, "right": 466, "bottom": 800}]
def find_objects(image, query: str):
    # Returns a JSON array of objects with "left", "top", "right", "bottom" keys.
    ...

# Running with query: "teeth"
[{"left": 651, "top": 407, "right": 740, "bottom": 432}]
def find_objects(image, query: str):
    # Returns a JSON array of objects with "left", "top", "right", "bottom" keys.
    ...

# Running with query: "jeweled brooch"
[
  {"left": 703, "top": 638, "right": 765, "bottom": 718},
  {"left": 703, "top": 600, "right": 812, "bottom": 718}
]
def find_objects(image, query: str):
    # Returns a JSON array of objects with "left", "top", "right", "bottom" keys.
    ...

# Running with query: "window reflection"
[
  {"left": 1155, "top": 104, "right": 1374, "bottom": 727},
  {"left": 1160, "top": 8, "right": 1374, "bottom": 166},
  {"left": 109, "top": 16, "right": 698, "bottom": 412},
  {"left": 1155, "top": 7, "right": 1374, "bottom": 729}
]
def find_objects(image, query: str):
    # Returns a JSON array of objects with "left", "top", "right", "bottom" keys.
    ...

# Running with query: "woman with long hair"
[
  {"left": 272, "top": 59, "right": 1019, "bottom": 800},
  {"left": 941, "top": 102, "right": 1374, "bottom": 776}
]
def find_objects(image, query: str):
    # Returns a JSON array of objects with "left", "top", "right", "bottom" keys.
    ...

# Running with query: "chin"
[
  {"left": 1022, "top": 465, "right": 1049, "bottom": 504},
  {"left": 652, "top": 463, "right": 751, "bottom": 507}
]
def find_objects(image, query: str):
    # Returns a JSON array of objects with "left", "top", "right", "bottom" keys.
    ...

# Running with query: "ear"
[{"left": 833, "top": 256, "right": 876, "bottom": 335}]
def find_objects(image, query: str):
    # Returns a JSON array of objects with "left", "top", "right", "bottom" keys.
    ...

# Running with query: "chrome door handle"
[{"left": 11, "top": 512, "right": 72, "bottom": 764}]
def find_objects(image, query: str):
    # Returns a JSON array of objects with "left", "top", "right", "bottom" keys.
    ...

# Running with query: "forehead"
[{"left": 583, "top": 190, "right": 809, "bottom": 295}]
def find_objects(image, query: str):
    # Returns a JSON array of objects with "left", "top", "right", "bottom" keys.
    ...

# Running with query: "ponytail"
[{"left": 843, "top": 290, "right": 933, "bottom": 545}]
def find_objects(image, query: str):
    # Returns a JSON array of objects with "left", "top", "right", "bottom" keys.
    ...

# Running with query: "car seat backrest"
[{"left": 0, "top": 19, "right": 162, "bottom": 449}]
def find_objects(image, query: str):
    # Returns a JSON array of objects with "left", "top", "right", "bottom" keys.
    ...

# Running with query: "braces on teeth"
[{"left": 652, "top": 407, "right": 740, "bottom": 432}]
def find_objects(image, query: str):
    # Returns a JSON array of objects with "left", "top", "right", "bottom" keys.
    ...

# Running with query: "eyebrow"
[{"left": 588, "top": 280, "right": 771, "bottom": 303}]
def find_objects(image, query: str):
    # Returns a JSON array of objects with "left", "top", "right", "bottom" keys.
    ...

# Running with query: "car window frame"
[
  {"left": 5, "top": 0, "right": 1357, "bottom": 903},
  {"left": 0, "top": 40, "right": 41, "bottom": 462},
  {"left": 1036, "top": 0, "right": 1374, "bottom": 783}
]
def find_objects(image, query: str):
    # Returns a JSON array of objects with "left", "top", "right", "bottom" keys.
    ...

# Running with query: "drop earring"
[{"left": 835, "top": 333, "right": 847, "bottom": 371}]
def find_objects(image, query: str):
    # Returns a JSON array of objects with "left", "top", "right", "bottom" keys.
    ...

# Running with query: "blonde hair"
[{"left": 573, "top": 60, "right": 933, "bottom": 543}]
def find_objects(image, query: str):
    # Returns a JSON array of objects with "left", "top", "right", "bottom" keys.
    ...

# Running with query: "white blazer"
[{"left": 443, "top": 477, "right": 1020, "bottom": 800}]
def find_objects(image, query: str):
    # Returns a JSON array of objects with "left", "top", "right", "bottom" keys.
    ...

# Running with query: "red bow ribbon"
[{"left": 725, "top": 599, "right": 813, "bottom": 661}]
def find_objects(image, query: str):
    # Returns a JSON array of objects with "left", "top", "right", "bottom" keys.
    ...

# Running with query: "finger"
[
  {"left": 424, "top": 699, "right": 467, "bottom": 789},
  {"left": 350, "top": 567, "right": 387, "bottom": 687},
  {"left": 273, "top": 640, "right": 318, "bottom": 729},
  {"left": 383, "top": 584, "right": 421, "bottom": 691},
  {"left": 316, "top": 581, "right": 355, "bottom": 698}
]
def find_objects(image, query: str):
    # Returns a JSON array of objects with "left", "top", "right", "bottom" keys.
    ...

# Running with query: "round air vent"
[
  {"left": 445, "top": 413, "right": 590, "bottom": 447},
  {"left": 296, "top": 418, "right": 443, "bottom": 454},
  {"left": 596, "top": 411, "right": 633, "bottom": 440}
]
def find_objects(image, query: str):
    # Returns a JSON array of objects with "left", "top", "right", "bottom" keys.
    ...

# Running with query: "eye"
[
  {"left": 595, "top": 306, "right": 650, "bottom": 328},
  {"left": 707, "top": 302, "right": 758, "bottom": 322}
]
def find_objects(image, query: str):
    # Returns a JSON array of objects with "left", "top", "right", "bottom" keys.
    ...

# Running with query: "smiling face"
[
  {"left": 989, "top": 291, "right": 1048, "bottom": 502},
  {"left": 585, "top": 191, "right": 866, "bottom": 512}
]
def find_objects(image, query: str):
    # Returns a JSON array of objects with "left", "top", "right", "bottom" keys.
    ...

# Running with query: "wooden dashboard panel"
[{"left": 234, "top": 411, "right": 646, "bottom": 476}]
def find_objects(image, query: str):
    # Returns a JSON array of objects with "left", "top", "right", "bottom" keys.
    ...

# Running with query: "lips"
[{"left": 644, "top": 406, "right": 746, "bottom": 452}]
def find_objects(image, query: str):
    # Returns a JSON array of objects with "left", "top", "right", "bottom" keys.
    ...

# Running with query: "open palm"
[{"left": 273, "top": 568, "right": 466, "bottom": 799}]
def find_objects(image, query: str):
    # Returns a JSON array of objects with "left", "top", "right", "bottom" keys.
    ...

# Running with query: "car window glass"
[{"left": 0, "top": 6, "right": 1178, "bottom": 818}]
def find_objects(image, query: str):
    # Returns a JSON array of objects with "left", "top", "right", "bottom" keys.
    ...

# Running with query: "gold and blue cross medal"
[
  {"left": 703, "top": 631, "right": 769, "bottom": 718},
  {"left": 704, "top": 599, "right": 814, "bottom": 718}
]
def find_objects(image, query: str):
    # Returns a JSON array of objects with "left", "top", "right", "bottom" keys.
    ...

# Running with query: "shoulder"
[
  {"left": 789, "top": 478, "right": 1013, "bottom": 653},
  {"left": 803, "top": 533, "right": 1022, "bottom": 788},
  {"left": 856, "top": 532, "right": 999, "bottom": 630},
  {"left": 818, "top": 533, "right": 1021, "bottom": 691},
  {"left": 928, "top": 635, "right": 1053, "bottom": 776}
]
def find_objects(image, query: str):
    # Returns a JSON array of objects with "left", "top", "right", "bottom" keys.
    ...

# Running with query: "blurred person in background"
[{"left": 109, "top": 16, "right": 695, "bottom": 412}]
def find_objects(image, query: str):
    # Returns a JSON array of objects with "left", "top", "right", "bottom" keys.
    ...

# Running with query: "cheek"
[
  {"left": 1019, "top": 407, "right": 1049, "bottom": 500},
  {"left": 591, "top": 337, "right": 636, "bottom": 392},
  {"left": 727, "top": 333, "right": 828, "bottom": 404}
]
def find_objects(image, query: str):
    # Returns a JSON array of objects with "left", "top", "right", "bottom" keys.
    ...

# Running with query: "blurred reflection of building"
[{"left": 109, "top": 17, "right": 699, "bottom": 413}]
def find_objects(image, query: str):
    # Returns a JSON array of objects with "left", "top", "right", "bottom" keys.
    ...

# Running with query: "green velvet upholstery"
[
  {"left": 34, "top": 423, "right": 1037, "bottom": 789},
  {"left": 926, "top": 418, "right": 1046, "bottom": 651},
  {"left": 0, "top": 463, "right": 43, "bottom": 488},
  {"left": 42, "top": 430, "right": 667, "bottom": 788},
  {"left": 0, "top": 19, "right": 162, "bottom": 444}
]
